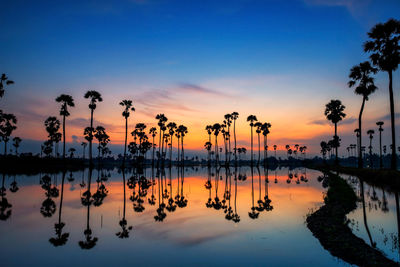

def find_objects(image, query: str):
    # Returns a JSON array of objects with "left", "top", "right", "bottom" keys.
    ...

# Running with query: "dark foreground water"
[{"left": 0, "top": 167, "right": 398, "bottom": 266}]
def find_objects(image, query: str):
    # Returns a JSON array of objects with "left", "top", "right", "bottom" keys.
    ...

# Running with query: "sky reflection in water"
[{"left": 0, "top": 167, "right": 397, "bottom": 266}]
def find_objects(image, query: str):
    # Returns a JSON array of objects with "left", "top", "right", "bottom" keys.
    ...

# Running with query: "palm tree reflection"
[
  {"left": 116, "top": 169, "right": 132, "bottom": 239},
  {"left": 79, "top": 167, "right": 98, "bottom": 249},
  {"left": 0, "top": 173, "right": 12, "bottom": 221},
  {"left": 49, "top": 171, "right": 69, "bottom": 246},
  {"left": 40, "top": 174, "right": 58, "bottom": 218}
]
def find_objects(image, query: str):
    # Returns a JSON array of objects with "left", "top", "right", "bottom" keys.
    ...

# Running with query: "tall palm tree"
[
  {"left": 81, "top": 142, "right": 87, "bottom": 159},
  {"left": 0, "top": 113, "right": 17, "bottom": 155},
  {"left": 376, "top": 121, "right": 384, "bottom": 168},
  {"left": 231, "top": 112, "right": 239, "bottom": 165},
  {"left": 273, "top": 144, "right": 277, "bottom": 158},
  {"left": 348, "top": 61, "right": 378, "bottom": 168},
  {"left": 205, "top": 125, "right": 213, "bottom": 165},
  {"left": 12, "top": 137, "right": 21, "bottom": 156},
  {"left": 367, "top": 129, "right": 375, "bottom": 168},
  {"left": 0, "top": 74, "right": 14, "bottom": 99},
  {"left": 212, "top": 123, "right": 221, "bottom": 165},
  {"left": 254, "top": 122, "right": 262, "bottom": 166},
  {"left": 84, "top": 91, "right": 102, "bottom": 165},
  {"left": 177, "top": 125, "right": 188, "bottom": 164},
  {"left": 156, "top": 114, "right": 167, "bottom": 164},
  {"left": 364, "top": 19, "right": 400, "bottom": 170},
  {"left": 56, "top": 94, "right": 75, "bottom": 160},
  {"left": 119, "top": 100, "right": 135, "bottom": 168},
  {"left": 324, "top": 100, "right": 346, "bottom": 165},
  {"left": 247, "top": 115, "right": 258, "bottom": 165},
  {"left": 149, "top": 127, "right": 157, "bottom": 166},
  {"left": 224, "top": 114, "right": 233, "bottom": 164},
  {"left": 167, "top": 122, "right": 177, "bottom": 166},
  {"left": 261, "top": 122, "right": 271, "bottom": 165}
]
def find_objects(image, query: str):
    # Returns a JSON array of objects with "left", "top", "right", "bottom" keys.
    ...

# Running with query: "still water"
[{"left": 0, "top": 167, "right": 397, "bottom": 266}]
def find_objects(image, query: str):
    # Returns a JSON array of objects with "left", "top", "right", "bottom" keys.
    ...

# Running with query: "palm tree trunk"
[
  {"left": 169, "top": 135, "right": 173, "bottom": 167},
  {"left": 181, "top": 136, "right": 184, "bottom": 165},
  {"left": 257, "top": 133, "right": 260, "bottom": 166},
  {"left": 62, "top": 114, "right": 66, "bottom": 160},
  {"left": 379, "top": 130, "right": 383, "bottom": 169},
  {"left": 158, "top": 127, "right": 162, "bottom": 166},
  {"left": 152, "top": 136, "right": 155, "bottom": 166},
  {"left": 334, "top": 123, "right": 338, "bottom": 165},
  {"left": 250, "top": 126, "right": 253, "bottom": 165},
  {"left": 358, "top": 97, "right": 366, "bottom": 168},
  {"left": 388, "top": 70, "right": 397, "bottom": 170},
  {"left": 123, "top": 117, "right": 128, "bottom": 167},
  {"left": 234, "top": 120, "right": 237, "bottom": 165},
  {"left": 89, "top": 109, "right": 94, "bottom": 165}
]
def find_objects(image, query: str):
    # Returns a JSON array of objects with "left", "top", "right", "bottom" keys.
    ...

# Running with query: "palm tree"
[
  {"left": 247, "top": 115, "right": 258, "bottom": 165},
  {"left": 376, "top": 121, "right": 384, "bottom": 168},
  {"left": 364, "top": 19, "right": 400, "bottom": 170},
  {"left": 84, "top": 90, "right": 103, "bottom": 165},
  {"left": 324, "top": 100, "right": 346, "bottom": 165},
  {"left": 367, "top": 129, "right": 375, "bottom": 168},
  {"left": 149, "top": 127, "right": 157, "bottom": 166},
  {"left": 212, "top": 123, "right": 221, "bottom": 165},
  {"left": 254, "top": 122, "right": 262, "bottom": 166},
  {"left": 56, "top": 94, "right": 75, "bottom": 160},
  {"left": 119, "top": 100, "right": 135, "bottom": 168},
  {"left": 348, "top": 61, "right": 378, "bottom": 168},
  {"left": 116, "top": 170, "right": 132, "bottom": 238},
  {"left": 224, "top": 114, "right": 233, "bottom": 164},
  {"left": 68, "top": 148, "right": 76, "bottom": 159},
  {"left": 156, "top": 114, "right": 167, "bottom": 164},
  {"left": 261, "top": 122, "right": 271, "bottom": 165},
  {"left": 81, "top": 142, "right": 87, "bottom": 159},
  {"left": 177, "top": 125, "right": 188, "bottom": 164},
  {"left": 0, "top": 113, "right": 17, "bottom": 155},
  {"left": 273, "top": 144, "right": 277, "bottom": 158},
  {"left": 12, "top": 137, "right": 21, "bottom": 156},
  {"left": 0, "top": 74, "right": 14, "bottom": 99},
  {"left": 231, "top": 112, "right": 239, "bottom": 165},
  {"left": 167, "top": 122, "right": 177, "bottom": 166}
]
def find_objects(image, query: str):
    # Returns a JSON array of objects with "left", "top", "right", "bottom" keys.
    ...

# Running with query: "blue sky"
[{"left": 0, "top": 0, "right": 399, "bottom": 156}]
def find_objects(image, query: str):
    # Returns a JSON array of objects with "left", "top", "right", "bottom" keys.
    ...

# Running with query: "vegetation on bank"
[{"left": 306, "top": 171, "right": 397, "bottom": 266}]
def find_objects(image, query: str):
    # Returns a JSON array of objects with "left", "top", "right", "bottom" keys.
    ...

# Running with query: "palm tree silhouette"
[
  {"left": 0, "top": 113, "right": 17, "bottom": 155},
  {"left": 376, "top": 121, "right": 384, "bottom": 168},
  {"left": 247, "top": 115, "right": 258, "bottom": 166},
  {"left": 254, "top": 122, "right": 262, "bottom": 166},
  {"left": 0, "top": 74, "right": 14, "bottom": 99},
  {"left": 367, "top": 129, "right": 375, "bottom": 168},
  {"left": 155, "top": 114, "right": 168, "bottom": 165},
  {"left": 167, "top": 122, "right": 177, "bottom": 166},
  {"left": 177, "top": 125, "right": 188, "bottom": 165},
  {"left": 81, "top": 142, "right": 87, "bottom": 159},
  {"left": 56, "top": 94, "right": 74, "bottom": 160},
  {"left": 224, "top": 113, "right": 233, "bottom": 164},
  {"left": 248, "top": 167, "right": 259, "bottom": 219},
  {"left": 119, "top": 100, "right": 135, "bottom": 168},
  {"left": 84, "top": 90, "right": 103, "bottom": 165},
  {"left": 68, "top": 148, "right": 76, "bottom": 159},
  {"left": 348, "top": 61, "right": 378, "bottom": 168},
  {"left": 205, "top": 125, "right": 213, "bottom": 165},
  {"left": 212, "top": 123, "right": 221, "bottom": 166},
  {"left": 49, "top": 171, "right": 69, "bottom": 246},
  {"left": 324, "top": 100, "right": 346, "bottom": 165},
  {"left": 359, "top": 179, "right": 376, "bottom": 247},
  {"left": 261, "top": 122, "right": 271, "bottom": 165},
  {"left": 364, "top": 19, "right": 400, "bottom": 170},
  {"left": 149, "top": 127, "right": 157, "bottom": 166},
  {"left": 12, "top": 137, "right": 21, "bottom": 155},
  {"left": 273, "top": 145, "right": 277, "bottom": 158},
  {"left": 0, "top": 173, "right": 12, "bottom": 221},
  {"left": 231, "top": 112, "right": 239, "bottom": 165}
]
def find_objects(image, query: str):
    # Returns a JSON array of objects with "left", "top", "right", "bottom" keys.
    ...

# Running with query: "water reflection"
[{"left": 1, "top": 167, "right": 399, "bottom": 266}]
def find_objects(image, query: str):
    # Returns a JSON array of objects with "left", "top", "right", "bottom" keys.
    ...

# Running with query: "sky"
[{"left": 0, "top": 0, "right": 400, "bottom": 157}]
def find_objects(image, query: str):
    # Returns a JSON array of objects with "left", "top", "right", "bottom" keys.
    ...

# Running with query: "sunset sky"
[{"left": 1, "top": 0, "right": 399, "bottom": 156}]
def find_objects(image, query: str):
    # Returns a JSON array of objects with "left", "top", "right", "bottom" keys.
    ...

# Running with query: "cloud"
[
  {"left": 303, "top": 0, "right": 371, "bottom": 19},
  {"left": 377, "top": 112, "right": 400, "bottom": 122},
  {"left": 68, "top": 117, "right": 119, "bottom": 131},
  {"left": 177, "top": 83, "right": 232, "bottom": 98},
  {"left": 308, "top": 116, "right": 357, "bottom": 126}
]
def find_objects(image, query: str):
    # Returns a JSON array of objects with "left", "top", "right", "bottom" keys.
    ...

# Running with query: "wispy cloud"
[
  {"left": 178, "top": 83, "right": 231, "bottom": 97},
  {"left": 308, "top": 116, "right": 357, "bottom": 126}
]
